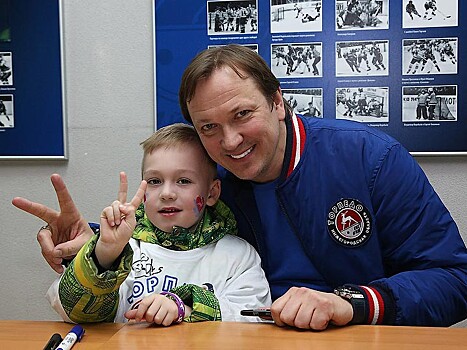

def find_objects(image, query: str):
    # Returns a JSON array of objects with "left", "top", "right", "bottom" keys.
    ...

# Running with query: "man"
[
  {"left": 13, "top": 45, "right": 467, "bottom": 330},
  {"left": 427, "top": 87, "right": 437, "bottom": 120},
  {"left": 416, "top": 88, "right": 429, "bottom": 120}
]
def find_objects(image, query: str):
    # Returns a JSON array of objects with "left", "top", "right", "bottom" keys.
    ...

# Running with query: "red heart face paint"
[{"left": 194, "top": 195, "right": 205, "bottom": 216}]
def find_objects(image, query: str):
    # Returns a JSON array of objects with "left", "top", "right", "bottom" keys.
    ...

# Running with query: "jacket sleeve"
[
  {"left": 215, "top": 237, "right": 272, "bottom": 322},
  {"left": 367, "top": 143, "right": 467, "bottom": 326},
  {"left": 46, "top": 234, "right": 133, "bottom": 323}
]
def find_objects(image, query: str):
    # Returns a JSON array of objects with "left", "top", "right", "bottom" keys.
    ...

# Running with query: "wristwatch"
[{"left": 334, "top": 285, "right": 367, "bottom": 324}]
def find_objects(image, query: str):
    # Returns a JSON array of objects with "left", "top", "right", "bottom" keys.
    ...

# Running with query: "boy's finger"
[
  {"left": 130, "top": 180, "right": 147, "bottom": 208},
  {"left": 118, "top": 172, "right": 128, "bottom": 203},
  {"left": 124, "top": 309, "right": 137, "bottom": 320}
]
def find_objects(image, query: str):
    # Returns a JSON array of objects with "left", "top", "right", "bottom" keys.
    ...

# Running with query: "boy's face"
[{"left": 142, "top": 144, "right": 217, "bottom": 233}]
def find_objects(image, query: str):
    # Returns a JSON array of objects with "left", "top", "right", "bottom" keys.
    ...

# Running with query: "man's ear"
[
  {"left": 206, "top": 179, "right": 221, "bottom": 206},
  {"left": 273, "top": 88, "right": 286, "bottom": 120}
]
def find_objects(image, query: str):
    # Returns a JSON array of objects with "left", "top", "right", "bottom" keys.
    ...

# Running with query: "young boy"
[{"left": 46, "top": 123, "right": 271, "bottom": 325}]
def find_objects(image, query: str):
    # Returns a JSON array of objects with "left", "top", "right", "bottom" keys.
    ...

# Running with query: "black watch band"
[{"left": 334, "top": 285, "right": 367, "bottom": 324}]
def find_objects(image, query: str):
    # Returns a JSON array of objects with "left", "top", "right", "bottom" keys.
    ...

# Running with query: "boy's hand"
[
  {"left": 124, "top": 294, "right": 182, "bottom": 326},
  {"left": 95, "top": 176, "right": 147, "bottom": 269}
]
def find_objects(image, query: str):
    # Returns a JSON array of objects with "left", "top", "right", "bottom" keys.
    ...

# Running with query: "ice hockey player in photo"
[
  {"left": 283, "top": 89, "right": 323, "bottom": 117},
  {"left": 405, "top": 1, "right": 421, "bottom": 19},
  {"left": 0, "top": 98, "right": 7, "bottom": 118},
  {"left": 336, "top": 87, "right": 388, "bottom": 122},
  {"left": 271, "top": 43, "right": 322, "bottom": 78},
  {"left": 0, "top": 97, "right": 12, "bottom": 128},
  {"left": 438, "top": 39, "right": 457, "bottom": 65},
  {"left": 336, "top": 0, "right": 387, "bottom": 30},
  {"left": 298, "top": 99, "right": 321, "bottom": 117},
  {"left": 336, "top": 41, "right": 388, "bottom": 77},
  {"left": 422, "top": 0, "right": 448, "bottom": 20},
  {"left": 403, "top": 86, "right": 456, "bottom": 122},
  {"left": 207, "top": 1, "right": 258, "bottom": 35},
  {"left": 416, "top": 89, "right": 429, "bottom": 120},
  {"left": 342, "top": 49, "right": 361, "bottom": 73},
  {"left": 403, "top": 38, "right": 457, "bottom": 75},
  {"left": 271, "top": 1, "right": 321, "bottom": 33},
  {"left": 0, "top": 53, "right": 11, "bottom": 85},
  {"left": 370, "top": 42, "right": 386, "bottom": 70},
  {"left": 403, "top": 0, "right": 457, "bottom": 28}
]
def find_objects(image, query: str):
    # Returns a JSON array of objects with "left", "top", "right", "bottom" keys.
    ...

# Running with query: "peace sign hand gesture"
[{"left": 95, "top": 174, "right": 147, "bottom": 269}]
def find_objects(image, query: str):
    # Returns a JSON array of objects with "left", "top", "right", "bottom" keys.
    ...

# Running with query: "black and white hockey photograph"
[
  {"left": 0, "top": 52, "right": 13, "bottom": 85},
  {"left": 282, "top": 88, "right": 323, "bottom": 118},
  {"left": 0, "top": 94, "right": 14, "bottom": 128},
  {"left": 336, "top": 87, "right": 389, "bottom": 123},
  {"left": 271, "top": 42, "right": 322, "bottom": 78},
  {"left": 403, "top": 0, "right": 458, "bottom": 29},
  {"left": 270, "top": 0, "right": 322, "bottom": 34},
  {"left": 208, "top": 43, "right": 258, "bottom": 52},
  {"left": 207, "top": 0, "right": 258, "bottom": 35},
  {"left": 402, "top": 85, "right": 457, "bottom": 122},
  {"left": 403, "top": 38, "right": 457, "bottom": 76},
  {"left": 336, "top": 0, "right": 389, "bottom": 31},
  {"left": 336, "top": 40, "right": 388, "bottom": 77}
]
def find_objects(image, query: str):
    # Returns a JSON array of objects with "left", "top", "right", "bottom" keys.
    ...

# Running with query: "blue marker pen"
[{"left": 56, "top": 325, "right": 85, "bottom": 350}]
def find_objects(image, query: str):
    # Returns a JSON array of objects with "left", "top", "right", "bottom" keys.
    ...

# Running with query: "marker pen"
[
  {"left": 56, "top": 325, "right": 85, "bottom": 350},
  {"left": 43, "top": 333, "right": 63, "bottom": 350}
]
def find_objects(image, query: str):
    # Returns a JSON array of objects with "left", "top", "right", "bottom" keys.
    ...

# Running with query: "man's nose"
[{"left": 221, "top": 126, "right": 243, "bottom": 150}]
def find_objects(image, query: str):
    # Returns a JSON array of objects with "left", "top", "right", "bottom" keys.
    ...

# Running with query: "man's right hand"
[{"left": 12, "top": 174, "right": 96, "bottom": 273}]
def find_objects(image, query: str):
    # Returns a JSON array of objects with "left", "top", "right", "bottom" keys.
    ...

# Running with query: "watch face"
[{"left": 335, "top": 287, "right": 364, "bottom": 299}]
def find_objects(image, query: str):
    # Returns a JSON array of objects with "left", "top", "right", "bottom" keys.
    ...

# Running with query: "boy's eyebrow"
[{"left": 143, "top": 168, "right": 200, "bottom": 177}]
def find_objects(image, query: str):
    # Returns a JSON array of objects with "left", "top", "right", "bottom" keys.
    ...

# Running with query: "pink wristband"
[{"left": 160, "top": 291, "right": 185, "bottom": 324}]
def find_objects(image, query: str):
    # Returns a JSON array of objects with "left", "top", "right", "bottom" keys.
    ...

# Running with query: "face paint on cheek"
[{"left": 193, "top": 195, "right": 205, "bottom": 217}]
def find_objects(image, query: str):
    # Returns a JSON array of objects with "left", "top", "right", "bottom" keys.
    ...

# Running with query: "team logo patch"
[{"left": 327, "top": 199, "right": 372, "bottom": 247}]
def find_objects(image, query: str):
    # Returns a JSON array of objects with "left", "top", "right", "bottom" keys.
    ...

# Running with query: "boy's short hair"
[{"left": 140, "top": 123, "right": 217, "bottom": 179}]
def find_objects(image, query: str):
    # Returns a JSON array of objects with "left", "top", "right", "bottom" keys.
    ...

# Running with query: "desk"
[
  {"left": 101, "top": 322, "right": 466, "bottom": 350},
  {"left": 0, "top": 321, "right": 465, "bottom": 350},
  {"left": 0, "top": 320, "right": 123, "bottom": 349}
]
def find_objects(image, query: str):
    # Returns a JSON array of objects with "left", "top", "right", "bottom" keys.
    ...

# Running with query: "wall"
[{"left": 0, "top": 0, "right": 465, "bottom": 327}]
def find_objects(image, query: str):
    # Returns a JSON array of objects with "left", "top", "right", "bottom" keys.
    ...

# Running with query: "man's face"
[
  {"left": 187, "top": 66, "right": 287, "bottom": 183},
  {"left": 142, "top": 145, "right": 217, "bottom": 232}
]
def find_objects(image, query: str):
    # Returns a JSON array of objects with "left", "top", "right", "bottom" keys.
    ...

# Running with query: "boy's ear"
[{"left": 206, "top": 179, "right": 221, "bottom": 206}]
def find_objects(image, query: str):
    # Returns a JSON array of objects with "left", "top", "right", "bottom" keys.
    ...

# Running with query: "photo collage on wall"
[
  {"left": 0, "top": 0, "right": 66, "bottom": 158},
  {"left": 155, "top": 0, "right": 464, "bottom": 153},
  {"left": 0, "top": 0, "right": 13, "bottom": 128}
]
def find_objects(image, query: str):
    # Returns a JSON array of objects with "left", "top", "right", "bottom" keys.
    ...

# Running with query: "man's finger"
[
  {"left": 55, "top": 232, "right": 93, "bottom": 259},
  {"left": 130, "top": 180, "right": 147, "bottom": 208},
  {"left": 12, "top": 197, "right": 59, "bottom": 223},
  {"left": 118, "top": 172, "right": 128, "bottom": 203},
  {"left": 50, "top": 174, "right": 80, "bottom": 215},
  {"left": 37, "top": 228, "right": 64, "bottom": 273}
]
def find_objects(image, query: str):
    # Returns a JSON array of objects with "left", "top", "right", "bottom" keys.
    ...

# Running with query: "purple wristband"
[{"left": 160, "top": 291, "right": 185, "bottom": 324}]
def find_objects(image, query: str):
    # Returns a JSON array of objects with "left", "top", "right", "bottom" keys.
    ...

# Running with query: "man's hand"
[
  {"left": 12, "top": 174, "right": 93, "bottom": 273},
  {"left": 270, "top": 287, "right": 353, "bottom": 330}
]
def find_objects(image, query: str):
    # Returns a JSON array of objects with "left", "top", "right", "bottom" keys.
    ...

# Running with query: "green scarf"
[{"left": 132, "top": 199, "right": 237, "bottom": 251}]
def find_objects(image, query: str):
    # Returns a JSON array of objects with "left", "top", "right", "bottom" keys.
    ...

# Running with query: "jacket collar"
[{"left": 280, "top": 111, "right": 306, "bottom": 181}]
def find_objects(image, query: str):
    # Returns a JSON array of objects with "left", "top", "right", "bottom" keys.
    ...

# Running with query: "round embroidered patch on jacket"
[{"left": 327, "top": 199, "right": 372, "bottom": 247}]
